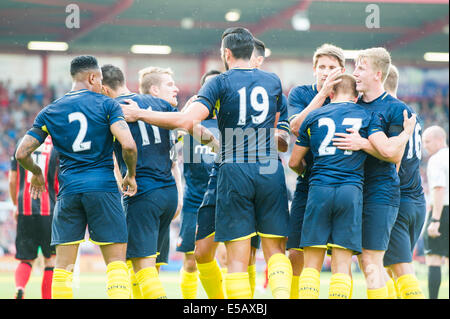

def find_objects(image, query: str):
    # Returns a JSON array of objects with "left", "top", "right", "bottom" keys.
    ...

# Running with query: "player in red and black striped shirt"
[{"left": 9, "top": 135, "right": 59, "bottom": 299}]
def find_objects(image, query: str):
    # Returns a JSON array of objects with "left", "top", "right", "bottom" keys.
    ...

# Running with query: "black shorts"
[
  {"left": 424, "top": 206, "right": 449, "bottom": 258},
  {"left": 15, "top": 215, "right": 55, "bottom": 260}
]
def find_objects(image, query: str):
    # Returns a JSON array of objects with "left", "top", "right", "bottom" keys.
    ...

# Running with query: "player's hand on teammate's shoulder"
[
  {"left": 120, "top": 99, "right": 140, "bottom": 122},
  {"left": 402, "top": 109, "right": 416, "bottom": 136},
  {"left": 30, "top": 171, "right": 45, "bottom": 200},
  {"left": 122, "top": 172, "right": 137, "bottom": 197}
]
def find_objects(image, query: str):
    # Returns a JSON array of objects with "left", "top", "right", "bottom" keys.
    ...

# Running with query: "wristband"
[{"left": 431, "top": 218, "right": 440, "bottom": 223}]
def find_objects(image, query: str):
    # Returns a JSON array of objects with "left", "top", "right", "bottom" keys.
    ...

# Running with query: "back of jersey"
[
  {"left": 31, "top": 89, "right": 124, "bottom": 196},
  {"left": 396, "top": 100, "right": 424, "bottom": 201},
  {"left": 114, "top": 93, "right": 176, "bottom": 198},
  {"left": 197, "top": 68, "right": 283, "bottom": 164},
  {"left": 297, "top": 102, "right": 380, "bottom": 187}
]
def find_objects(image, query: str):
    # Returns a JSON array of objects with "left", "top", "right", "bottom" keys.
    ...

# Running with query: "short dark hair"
[
  {"left": 221, "top": 27, "right": 254, "bottom": 60},
  {"left": 333, "top": 74, "right": 358, "bottom": 98},
  {"left": 253, "top": 38, "right": 265, "bottom": 58},
  {"left": 70, "top": 55, "right": 99, "bottom": 77},
  {"left": 101, "top": 64, "right": 125, "bottom": 90},
  {"left": 200, "top": 70, "right": 221, "bottom": 85}
]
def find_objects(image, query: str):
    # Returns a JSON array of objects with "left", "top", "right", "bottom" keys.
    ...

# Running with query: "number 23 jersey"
[{"left": 28, "top": 89, "right": 124, "bottom": 196}]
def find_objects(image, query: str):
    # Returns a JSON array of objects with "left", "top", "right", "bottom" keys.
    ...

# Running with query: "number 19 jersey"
[
  {"left": 28, "top": 89, "right": 124, "bottom": 196},
  {"left": 196, "top": 68, "right": 284, "bottom": 164}
]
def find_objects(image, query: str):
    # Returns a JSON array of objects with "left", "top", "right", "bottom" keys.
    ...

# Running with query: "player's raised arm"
[
  {"left": 332, "top": 110, "right": 416, "bottom": 163},
  {"left": 121, "top": 98, "right": 210, "bottom": 134},
  {"left": 110, "top": 119, "right": 138, "bottom": 196}
]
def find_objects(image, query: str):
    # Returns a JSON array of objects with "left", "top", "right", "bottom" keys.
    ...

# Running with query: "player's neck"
[
  {"left": 331, "top": 96, "right": 356, "bottom": 104},
  {"left": 361, "top": 83, "right": 385, "bottom": 102},
  {"left": 229, "top": 59, "right": 252, "bottom": 70},
  {"left": 116, "top": 86, "right": 131, "bottom": 96},
  {"left": 71, "top": 82, "right": 90, "bottom": 92}
]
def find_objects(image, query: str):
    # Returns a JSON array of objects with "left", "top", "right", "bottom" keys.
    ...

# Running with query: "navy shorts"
[
  {"left": 51, "top": 192, "right": 127, "bottom": 246},
  {"left": 123, "top": 185, "right": 178, "bottom": 259},
  {"left": 16, "top": 215, "right": 55, "bottom": 260},
  {"left": 215, "top": 161, "right": 289, "bottom": 243},
  {"left": 424, "top": 205, "right": 449, "bottom": 258},
  {"left": 176, "top": 208, "right": 198, "bottom": 253},
  {"left": 362, "top": 203, "right": 399, "bottom": 251},
  {"left": 156, "top": 230, "right": 170, "bottom": 266},
  {"left": 300, "top": 184, "right": 363, "bottom": 253},
  {"left": 384, "top": 198, "right": 426, "bottom": 266},
  {"left": 286, "top": 184, "right": 308, "bottom": 250}
]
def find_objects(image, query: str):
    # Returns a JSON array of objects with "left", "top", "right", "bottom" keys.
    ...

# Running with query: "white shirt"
[{"left": 427, "top": 147, "right": 449, "bottom": 206}]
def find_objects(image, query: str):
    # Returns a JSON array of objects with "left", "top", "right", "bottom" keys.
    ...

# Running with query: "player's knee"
[
  {"left": 194, "top": 244, "right": 215, "bottom": 264},
  {"left": 183, "top": 255, "right": 197, "bottom": 272}
]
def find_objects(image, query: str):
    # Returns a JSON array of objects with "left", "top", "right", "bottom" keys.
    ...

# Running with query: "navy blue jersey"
[
  {"left": 276, "top": 94, "right": 290, "bottom": 133},
  {"left": 358, "top": 92, "right": 410, "bottom": 206},
  {"left": 288, "top": 84, "right": 330, "bottom": 192},
  {"left": 182, "top": 118, "right": 219, "bottom": 211},
  {"left": 297, "top": 102, "right": 382, "bottom": 188},
  {"left": 196, "top": 68, "right": 283, "bottom": 164},
  {"left": 395, "top": 101, "right": 425, "bottom": 201},
  {"left": 28, "top": 89, "right": 124, "bottom": 196},
  {"left": 113, "top": 93, "right": 177, "bottom": 199}
]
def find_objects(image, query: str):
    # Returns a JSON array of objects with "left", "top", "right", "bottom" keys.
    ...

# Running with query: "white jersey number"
[
  {"left": 318, "top": 117, "right": 362, "bottom": 156},
  {"left": 68, "top": 112, "right": 91, "bottom": 152},
  {"left": 237, "top": 86, "right": 269, "bottom": 125}
]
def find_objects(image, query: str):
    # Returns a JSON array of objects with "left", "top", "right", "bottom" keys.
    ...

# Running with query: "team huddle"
[{"left": 14, "top": 27, "right": 428, "bottom": 299}]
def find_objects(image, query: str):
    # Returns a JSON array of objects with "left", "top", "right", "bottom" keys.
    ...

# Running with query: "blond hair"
[
  {"left": 313, "top": 43, "right": 346, "bottom": 68},
  {"left": 138, "top": 66, "right": 173, "bottom": 94},
  {"left": 384, "top": 64, "right": 399, "bottom": 96},
  {"left": 356, "top": 47, "right": 392, "bottom": 82}
]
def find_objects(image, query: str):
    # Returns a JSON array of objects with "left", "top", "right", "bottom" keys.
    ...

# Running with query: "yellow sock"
[
  {"left": 386, "top": 277, "right": 397, "bottom": 299},
  {"left": 329, "top": 273, "right": 352, "bottom": 299},
  {"left": 180, "top": 268, "right": 198, "bottom": 299},
  {"left": 290, "top": 275, "right": 300, "bottom": 299},
  {"left": 51, "top": 268, "right": 73, "bottom": 299},
  {"left": 267, "top": 253, "right": 292, "bottom": 299},
  {"left": 127, "top": 260, "right": 142, "bottom": 299},
  {"left": 106, "top": 261, "right": 131, "bottom": 299},
  {"left": 225, "top": 272, "right": 252, "bottom": 299},
  {"left": 397, "top": 274, "right": 425, "bottom": 299},
  {"left": 349, "top": 279, "right": 354, "bottom": 299},
  {"left": 248, "top": 264, "right": 256, "bottom": 298},
  {"left": 197, "top": 260, "right": 224, "bottom": 299},
  {"left": 367, "top": 286, "right": 388, "bottom": 299},
  {"left": 135, "top": 267, "right": 166, "bottom": 299},
  {"left": 394, "top": 279, "right": 401, "bottom": 298},
  {"left": 298, "top": 267, "right": 320, "bottom": 299},
  {"left": 221, "top": 267, "right": 228, "bottom": 298}
]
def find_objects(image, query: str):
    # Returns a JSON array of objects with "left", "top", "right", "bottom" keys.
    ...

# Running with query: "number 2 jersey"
[
  {"left": 27, "top": 89, "right": 124, "bottom": 197},
  {"left": 113, "top": 93, "right": 177, "bottom": 200},
  {"left": 195, "top": 68, "right": 284, "bottom": 165},
  {"left": 296, "top": 101, "right": 382, "bottom": 188}
]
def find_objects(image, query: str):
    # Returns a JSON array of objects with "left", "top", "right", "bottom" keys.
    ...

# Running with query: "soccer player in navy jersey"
[
  {"left": 285, "top": 43, "right": 345, "bottom": 298},
  {"left": 331, "top": 48, "right": 422, "bottom": 298},
  {"left": 101, "top": 64, "right": 180, "bottom": 299},
  {"left": 173, "top": 70, "right": 220, "bottom": 299},
  {"left": 334, "top": 59, "right": 426, "bottom": 299},
  {"left": 15, "top": 55, "right": 137, "bottom": 299},
  {"left": 289, "top": 74, "right": 383, "bottom": 299},
  {"left": 120, "top": 27, "right": 292, "bottom": 299},
  {"left": 9, "top": 136, "right": 58, "bottom": 299}
]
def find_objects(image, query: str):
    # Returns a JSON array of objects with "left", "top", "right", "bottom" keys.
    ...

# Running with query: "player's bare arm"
[
  {"left": 110, "top": 119, "right": 138, "bottom": 196},
  {"left": 121, "top": 99, "right": 210, "bottom": 134},
  {"left": 289, "top": 144, "right": 308, "bottom": 175},
  {"left": 171, "top": 161, "right": 183, "bottom": 221},
  {"left": 333, "top": 110, "right": 416, "bottom": 163},
  {"left": 15, "top": 134, "right": 46, "bottom": 199},
  {"left": 276, "top": 129, "right": 290, "bottom": 152},
  {"left": 290, "top": 68, "right": 342, "bottom": 136},
  {"left": 428, "top": 186, "right": 445, "bottom": 238}
]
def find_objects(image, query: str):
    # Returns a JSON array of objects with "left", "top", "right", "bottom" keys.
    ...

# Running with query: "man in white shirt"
[{"left": 422, "top": 125, "right": 449, "bottom": 299}]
